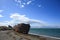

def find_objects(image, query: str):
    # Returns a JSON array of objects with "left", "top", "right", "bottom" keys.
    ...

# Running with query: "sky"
[{"left": 0, "top": 0, "right": 60, "bottom": 28}]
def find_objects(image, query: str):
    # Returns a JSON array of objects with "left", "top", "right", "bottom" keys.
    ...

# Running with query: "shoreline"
[
  {"left": 29, "top": 33, "right": 60, "bottom": 40},
  {"left": 0, "top": 30, "right": 60, "bottom": 40}
]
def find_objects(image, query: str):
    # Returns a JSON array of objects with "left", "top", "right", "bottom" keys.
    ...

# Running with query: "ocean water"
[{"left": 29, "top": 28, "right": 60, "bottom": 38}]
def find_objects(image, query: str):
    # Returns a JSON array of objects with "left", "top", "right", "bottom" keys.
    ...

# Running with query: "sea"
[{"left": 29, "top": 28, "right": 60, "bottom": 38}]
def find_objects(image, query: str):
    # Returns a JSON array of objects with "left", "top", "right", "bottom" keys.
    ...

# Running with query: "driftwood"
[{"left": 13, "top": 23, "right": 30, "bottom": 34}]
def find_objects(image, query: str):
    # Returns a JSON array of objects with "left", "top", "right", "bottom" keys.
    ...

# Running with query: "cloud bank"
[
  {"left": 0, "top": 13, "right": 47, "bottom": 28},
  {"left": 10, "top": 13, "right": 47, "bottom": 27},
  {"left": 0, "top": 13, "right": 59, "bottom": 28}
]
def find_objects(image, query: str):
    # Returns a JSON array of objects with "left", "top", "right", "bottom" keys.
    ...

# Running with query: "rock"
[
  {"left": 13, "top": 23, "right": 30, "bottom": 34},
  {"left": 8, "top": 25, "right": 13, "bottom": 30},
  {"left": 0, "top": 26, "right": 8, "bottom": 31}
]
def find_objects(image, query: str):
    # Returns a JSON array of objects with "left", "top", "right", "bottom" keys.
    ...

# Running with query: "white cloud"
[
  {"left": 15, "top": 0, "right": 43, "bottom": 8},
  {"left": 15, "top": 0, "right": 25, "bottom": 8},
  {"left": 15, "top": 0, "right": 33, "bottom": 8},
  {"left": 0, "top": 13, "right": 59, "bottom": 28},
  {"left": 0, "top": 14, "right": 3, "bottom": 17},
  {"left": 10, "top": 13, "right": 30, "bottom": 24},
  {"left": 9, "top": 13, "right": 47, "bottom": 27},
  {"left": 0, "top": 10, "right": 4, "bottom": 13},
  {"left": 27, "top": 1, "right": 32, "bottom": 5},
  {"left": 0, "top": 13, "right": 47, "bottom": 28},
  {"left": 30, "top": 19, "right": 47, "bottom": 26},
  {"left": 21, "top": 5, "right": 25, "bottom": 7},
  {"left": 0, "top": 22, "right": 9, "bottom": 26}
]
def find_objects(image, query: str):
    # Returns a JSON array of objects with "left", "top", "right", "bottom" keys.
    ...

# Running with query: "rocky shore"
[
  {"left": 0, "top": 30, "right": 60, "bottom": 40},
  {"left": 0, "top": 30, "right": 40, "bottom": 40},
  {"left": 0, "top": 23, "right": 60, "bottom": 40}
]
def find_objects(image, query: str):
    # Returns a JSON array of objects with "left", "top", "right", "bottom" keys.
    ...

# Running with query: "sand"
[
  {"left": 0, "top": 30, "right": 60, "bottom": 40},
  {"left": 0, "top": 30, "right": 41, "bottom": 40}
]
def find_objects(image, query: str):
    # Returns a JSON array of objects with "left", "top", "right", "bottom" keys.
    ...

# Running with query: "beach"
[
  {"left": 0, "top": 30, "right": 40, "bottom": 40},
  {"left": 0, "top": 30, "right": 60, "bottom": 40}
]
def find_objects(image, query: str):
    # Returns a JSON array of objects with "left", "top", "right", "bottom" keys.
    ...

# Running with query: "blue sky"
[{"left": 0, "top": 0, "right": 60, "bottom": 28}]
